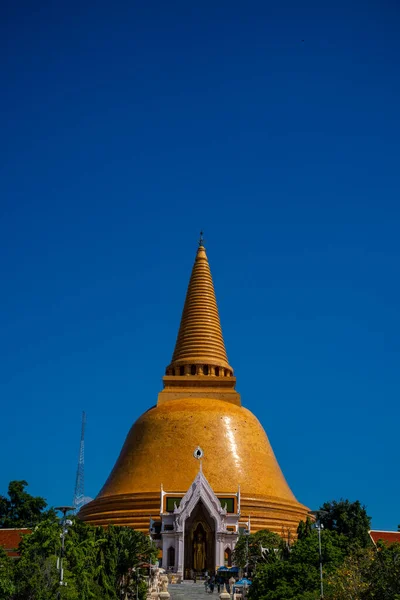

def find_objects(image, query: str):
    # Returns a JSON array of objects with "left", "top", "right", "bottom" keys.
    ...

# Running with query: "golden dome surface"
[
  {"left": 80, "top": 239, "right": 309, "bottom": 534},
  {"left": 98, "top": 398, "right": 296, "bottom": 499}
]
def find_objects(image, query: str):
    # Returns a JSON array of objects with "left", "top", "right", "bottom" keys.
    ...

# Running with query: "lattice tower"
[{"left": 73, "top": 411, "right": 86, "bottom": 512}]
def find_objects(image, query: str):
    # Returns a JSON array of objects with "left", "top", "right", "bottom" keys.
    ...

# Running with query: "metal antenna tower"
[{"left": 73, "top": 411, "right": 86, "bottom": 512}]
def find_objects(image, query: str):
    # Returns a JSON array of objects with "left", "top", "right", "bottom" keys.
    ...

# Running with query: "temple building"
[{"left": 80, "top": 238, "right": 309, "bottom": 576}]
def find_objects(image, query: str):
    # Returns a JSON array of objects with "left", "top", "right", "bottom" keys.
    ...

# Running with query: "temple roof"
[
  {"left": 166, "top": 239, "right": 232, "bottom": 374},
  {"left": 0, "top": 528, "right": 31, "bottom": 558},
  {"left": 369, "top": 530, "right": 400, "bottom": 546}
]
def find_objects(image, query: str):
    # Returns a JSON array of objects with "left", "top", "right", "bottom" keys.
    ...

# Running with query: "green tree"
[
  {"left": 232, "top": 530, "right": 282, "bottom": 571},
  {"left": 0, "top": 480, "right": 157, "bottom": 599},
  {"left": 0, "top": 481, "right": 56, "bottom": 528},
  {"left": 365, "top": 541, "right": 400, "bottom": 600},
  {"left": 248, "top": 561, "right": 319, "bottom": 600},
  {"left": 297, "top": 517, "right": 313, "bottom": 540},
  {"left": 67, "top": 522, "right": 157, "bottom": 600},
  {"left": 248, "top": 529, "right": 347, "bottom": 600},
  {"left": 325, "top": 547, "right": 374, "bottom": 600},
  {"left": 102, "top": 524, "right": 157, "bottom": 597},
  {"left": 319, "top": 499, "right": 371, "bottom": 548},
  {"left": 0, "top": 546, "right": 15, "bottom": 600},
  {"left": 64, "top": 519, "right": 107, "bottom": 600},
  {"left": 290, "top": 529, "right": 347, "bottom": 570},
  {"left": 12, "top": 517, "right": 157, "bottom": 600},
  {"left": 13, "top": 519, "right": 77, "bottom": 600}
]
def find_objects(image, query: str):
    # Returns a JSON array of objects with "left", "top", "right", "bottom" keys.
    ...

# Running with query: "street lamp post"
[
  {"left": 242, "top": 517, "right": 251, "bottom": 600},
  {"left": 244, "top": 515, "right": 251, "bottom": 578},
  {"left": 316, "top": 519, "right": 324, "bottom": 599},
  {"left": 245, "top": 533, "right": 249, "bottom": 577},
  {"left": 309, "top": 510, "right": 328, "bottom": 600},
  {"left": 55, "top": 506, "right": 75, "bottom": 599}
]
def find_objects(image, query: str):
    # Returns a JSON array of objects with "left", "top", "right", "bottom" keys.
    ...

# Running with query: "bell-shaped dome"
[{"left": 80, "top": 238, "right": 308, "bottom": 533}]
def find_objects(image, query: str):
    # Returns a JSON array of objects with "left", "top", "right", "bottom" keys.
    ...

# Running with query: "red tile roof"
[
  {"left": 369, "top": 530, "right": 400, "bottom": 546},
  {"left": 0, "top": 528, "right": 31, "bottom": 557}
]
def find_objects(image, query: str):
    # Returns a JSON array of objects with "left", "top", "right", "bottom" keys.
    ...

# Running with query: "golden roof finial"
[{"left": 165, "top": 238, "right": 233, "bottom": 375}]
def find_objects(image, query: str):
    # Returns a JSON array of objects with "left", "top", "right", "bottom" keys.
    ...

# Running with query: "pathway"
[{"left": 169, "top": 581, "right": 218, "bottom": 600}]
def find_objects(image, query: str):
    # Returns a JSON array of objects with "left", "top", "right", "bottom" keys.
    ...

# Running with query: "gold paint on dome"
[{"left": 80, "top": 240, "right": 309, "bottom": 534}]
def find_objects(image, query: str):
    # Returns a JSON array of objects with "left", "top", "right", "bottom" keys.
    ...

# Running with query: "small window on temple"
[
  {"left": 203, "top": 365, "right": 209, "bottom": 375},
  {"left": 179, "top": 366, "right": 185, "bottom": 376},
  {"left": 167, "top": 546, "right": 175, "bottom": 568},
  {"left": 224, "top": 547, "right": 232, "bottom": 567},
  {"left": 215, "top": 367, "right": 220, "bottom": 376},
  {"left": 191, "top": 365, "right": 196, "bottom": 375}
]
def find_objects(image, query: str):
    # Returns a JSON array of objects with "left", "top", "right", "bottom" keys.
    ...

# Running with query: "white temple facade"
[{"left": 153, "top": 463, "right": 245, "bottom": 578}]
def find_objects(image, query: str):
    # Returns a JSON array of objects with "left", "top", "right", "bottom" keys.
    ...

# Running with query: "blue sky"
[{"left": 1, "top": 0, "right": 399, "bottom": 530}]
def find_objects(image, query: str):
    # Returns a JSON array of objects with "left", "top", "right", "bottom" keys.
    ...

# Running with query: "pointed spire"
[{"left": 166, "top": 237, "right": 233, "bottom": 376}]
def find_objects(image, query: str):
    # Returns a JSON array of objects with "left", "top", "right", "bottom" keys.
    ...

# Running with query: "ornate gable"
[{"left": 173, "top": 464, "right": 228, "bottom": 533}]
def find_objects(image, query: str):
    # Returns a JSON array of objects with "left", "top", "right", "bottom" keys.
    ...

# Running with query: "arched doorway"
[
  {"left": 224, "top": 547, "right": 232, "bottom": 567},
  {"left": 184, "top": 500, "right": 215, "bottom": 576}
]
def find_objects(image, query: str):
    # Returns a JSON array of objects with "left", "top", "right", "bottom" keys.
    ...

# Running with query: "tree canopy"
[
  {"left": 232, "top": 529, "right": 282, "bottom": 571},
  {"left": 0, "top": 480, "right": 56, "bottom": 528},
  {"left": 0, "top": 482, "right": 396, "bottom": 600},
  {"left": 248, "top": 528, "right": 348, "bottom": 600},
  {"left": 0, "top": 546, "right": 15, "bottom": 600},
  {"left": 247, "top": 498, "right": 397, "bottom": 600},
  {"left": 0, "top": 480, "right": 158, "bottom": 600},
  {"left": 13, "top": 519, "right": 157, "bottom": 600},
  {"left": 318, "top": 499, "right": 371, "bottom": 548}
]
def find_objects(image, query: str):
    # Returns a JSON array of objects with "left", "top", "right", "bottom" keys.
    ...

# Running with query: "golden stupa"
[{"left": 80, "top": 239, "right": 309, "bottom": 535}]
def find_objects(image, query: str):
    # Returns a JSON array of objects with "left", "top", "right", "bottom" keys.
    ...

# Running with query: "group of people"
[
  {"left": 203, "top": 574, "right": 222, "bottom": 593},
  {"left": 195, "top": 574, "right": 235, "bottom": 594},
  {"left": 192, "top": 571, "right": 239, "bottom": 594}
]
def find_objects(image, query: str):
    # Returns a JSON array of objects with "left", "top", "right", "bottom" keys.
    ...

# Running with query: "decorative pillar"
[
  {"left": 216, "top": 533, "right": 225, "bottom": 567},
  {"left": 161, "top": 536, "right": 168, "bottom": 570},
  {"left": 177, "top": 533, "right": 184, "bottom": 577},
  {"left": 174, "top": 534, "right": 179, "bottom": 572}
]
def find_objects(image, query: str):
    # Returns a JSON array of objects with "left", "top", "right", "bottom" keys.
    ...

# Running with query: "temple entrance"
[
  {"left": 184, "top": 500, "right": 215, "bottom": 577},
  {"left": 224, "top": 547, "right": 232, "bottom": 566}
]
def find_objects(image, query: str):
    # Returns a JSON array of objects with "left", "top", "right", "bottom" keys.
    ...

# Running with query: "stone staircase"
[{"left": 169, "top": 581, "right": 216, "bottom": 599}]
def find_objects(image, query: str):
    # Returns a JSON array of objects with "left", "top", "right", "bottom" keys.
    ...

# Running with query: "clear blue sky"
[{"left": 1, "top": 0, "right": 399, "bottom": 530}]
